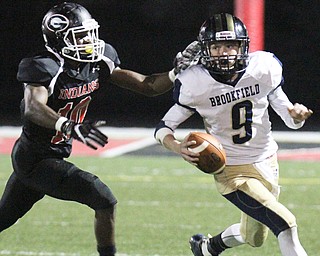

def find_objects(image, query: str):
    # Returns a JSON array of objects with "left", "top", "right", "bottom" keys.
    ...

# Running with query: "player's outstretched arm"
[
  {"left": 109, "top": 41, "right": 201, "bottom": 97},
  {"left": 110, "top": 69, "right": 173, "bottom": 97}
]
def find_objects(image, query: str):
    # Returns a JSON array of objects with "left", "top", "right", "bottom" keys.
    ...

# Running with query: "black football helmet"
[
  {"left": 198, "top": 13, "right": 250, "bottom": 74},
  {"left": 42, "top": 2, "right": 105, "bottom": 62}
]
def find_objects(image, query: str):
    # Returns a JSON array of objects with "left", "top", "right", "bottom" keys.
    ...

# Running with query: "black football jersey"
[{"left": 16, "top": 43, "right": 120, "bottom": 158}]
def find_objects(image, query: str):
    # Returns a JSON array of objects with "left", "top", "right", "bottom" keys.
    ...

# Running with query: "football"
[{"left": 187, "top": 132, "right": 226, "bottom": 174}]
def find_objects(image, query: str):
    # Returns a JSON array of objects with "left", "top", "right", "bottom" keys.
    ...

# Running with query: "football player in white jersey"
[{"left": 154, "top": 13, "right": 313, "bottom": 256}]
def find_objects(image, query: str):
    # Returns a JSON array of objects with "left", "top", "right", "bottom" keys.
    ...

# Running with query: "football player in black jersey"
[{"left": 0, "top": 2, "right": 200, "bottom": 256}]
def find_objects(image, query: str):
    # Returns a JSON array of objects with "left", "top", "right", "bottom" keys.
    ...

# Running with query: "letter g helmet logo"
[{"left": 46, "top": 14, "right": 69, "bottom": 32}]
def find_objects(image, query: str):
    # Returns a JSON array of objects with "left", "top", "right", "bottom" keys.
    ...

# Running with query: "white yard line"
[
  {"left": 0, "top": 251, "right": 176, "bottom": 256},
  {"left": 99, "top": 137, "right": 156, "bottom": 157},
  {"left": 0, "top": 251, "right": 81, "bottom": 256}
]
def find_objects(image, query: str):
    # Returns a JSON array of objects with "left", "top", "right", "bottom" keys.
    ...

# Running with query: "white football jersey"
[{"left": 156, "top": 51, "right": 304, "bottom": 165}]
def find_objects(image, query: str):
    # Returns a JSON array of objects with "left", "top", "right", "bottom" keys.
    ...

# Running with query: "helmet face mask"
[
  {"left": 61, "top": 19, "right": 105, "bottom": 62},
  {"left": 198, "top": 13, "right": 250, "bottom": 75},
  {"left": 203, "top": 40, "right": 241, "bottom": 73},
  {"left": 42, "top": 2, "right": 105, "bottom": 63}
]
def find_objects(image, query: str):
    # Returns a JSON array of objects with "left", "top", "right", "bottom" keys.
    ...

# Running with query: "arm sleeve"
[
  {"left": 154, "top": 104, "right": 195, "bottom": 144},
  {"left": 268, "top": 86, "right": 304, "bottom": 129}
]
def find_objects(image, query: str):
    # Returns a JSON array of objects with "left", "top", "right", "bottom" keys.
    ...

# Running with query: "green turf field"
[{"left": 0, "top": 154, "right": 319, "bottom": 255}]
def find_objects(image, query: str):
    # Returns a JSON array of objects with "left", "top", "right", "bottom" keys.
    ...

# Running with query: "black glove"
[
  {"left": 61, "top": 120, "right": 108, "bottom": 150},
  {"left": 173, "top": 41, "right": 201, "bottom": 74}
]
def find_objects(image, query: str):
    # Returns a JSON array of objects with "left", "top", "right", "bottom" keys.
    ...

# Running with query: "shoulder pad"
[
  {"left": 17, "top": 51, "right": 61, "bottom": 84},
  {"left": 103, "top": 43, "right": 121, "bottom": 66},
  {"left": 247, "top": 51, "right": 283, "bottom": 88}
]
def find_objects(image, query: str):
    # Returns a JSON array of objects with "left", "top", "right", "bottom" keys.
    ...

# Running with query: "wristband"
[
  {"left": 55, "top": 117, "right": 68, "bottom": 132},
  {"left": 168, "top": 69, "right": 176, "bottom": 82},
  {"left": 155, "top": 127, "right": 174, "bottom": 145}
]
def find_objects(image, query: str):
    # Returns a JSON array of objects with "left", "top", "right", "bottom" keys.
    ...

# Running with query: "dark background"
[{"left": 1, "top": 1, "right": 319, "bottom": 130}]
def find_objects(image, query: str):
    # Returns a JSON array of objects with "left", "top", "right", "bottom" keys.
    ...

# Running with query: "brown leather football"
[{"left": 187, "top": 132, "right": 226, "bottom": 174}]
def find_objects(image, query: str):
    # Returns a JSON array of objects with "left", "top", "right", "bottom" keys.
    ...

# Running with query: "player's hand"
[
  {"left": 288, "top": 103, "right": 313, "bottom": 123},
  {"left": 179, "top": 133, "right": 200, "bottom": 166},
  {"left": 173, "top": 41, "right": 201, "bottom": 75},
  {"left": 61, "top": 120, "right": 108, "bottom": 150}
]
